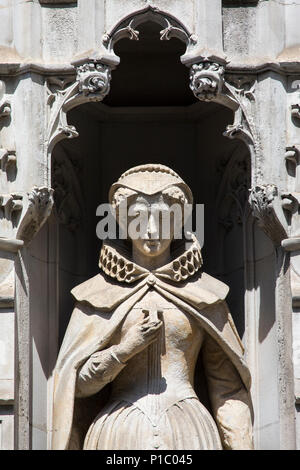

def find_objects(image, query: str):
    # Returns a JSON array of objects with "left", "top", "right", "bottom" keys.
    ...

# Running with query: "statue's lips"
[{"left": 144, "top": 240, "right": 160, "bottom": 246}]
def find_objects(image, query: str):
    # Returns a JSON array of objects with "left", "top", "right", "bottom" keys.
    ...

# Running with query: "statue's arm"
[
  {"left": 201, "top": 332, "right": 254, "bottom": 450},
  {"left": 75, "top": 343, "right": 127, "bottom": 398},
  {"left": 75, "top": 305, "right": 162, "bottom": 399}
]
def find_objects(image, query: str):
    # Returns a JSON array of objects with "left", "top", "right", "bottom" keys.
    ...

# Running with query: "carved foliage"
[
  {"left": 249, "top": 185, "right": 296, "bottom": 246},
  {"left": 223, "top": 75, "right": 257, "bottom": 151},
  {"left": 46, "top": 76, "right": 75, "bottom": 108},
  {"left": 17, "top": 187, "right": 54, "bottom": 245},
  {"left": 77, "top": 62, "right": 111, "bottom": 97},
  {"left": 160, "top": 17, "right": 197, "bottom": 45},
  {"left": 190, "top": 62, "right": 225, "bottom": 102},
  {"left": 216, "top": 149, "right": 251, "bottom": 231},
  {"left": 225, "top": 75, "right": 255, "bottom": 104},
  {"left": 189, "top": 66, "right": 258, "bottom": 157},
  {"left": 102, "top": 19, "right": 139, "bottom": 49},
  {"left": 46, "top": 7, "right": 195, "bottom": 153},
  {"left": 52, "top": 150, "right": 84, "bottom": 231},
  {"left": 47, "top": 62, "right": 111, "bottom": 151}
]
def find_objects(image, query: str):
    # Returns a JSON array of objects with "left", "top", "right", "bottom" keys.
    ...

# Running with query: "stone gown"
[
  {"left": 52, "top": 238, "right": 253, "bottom": 450},
  {"left": 76, "top": 289, "right": 223, "bottom": 450}
]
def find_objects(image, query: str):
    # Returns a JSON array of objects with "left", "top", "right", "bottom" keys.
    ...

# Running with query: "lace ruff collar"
[{"left": 99, "top": 236, "right": 203, "bottom": 284}]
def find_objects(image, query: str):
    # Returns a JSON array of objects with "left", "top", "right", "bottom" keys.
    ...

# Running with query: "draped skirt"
[{"left": 84, "top": 397, "right": 222, "bottom": 450}]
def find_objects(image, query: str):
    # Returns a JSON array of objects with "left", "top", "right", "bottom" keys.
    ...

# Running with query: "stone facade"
[{"left": 0, "top": 0, "right": 299, "bottom": 450}]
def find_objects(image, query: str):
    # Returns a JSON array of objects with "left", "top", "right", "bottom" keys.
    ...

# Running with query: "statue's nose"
[{"left": 146, "top": 213, "right": 159, "bottom": 239}]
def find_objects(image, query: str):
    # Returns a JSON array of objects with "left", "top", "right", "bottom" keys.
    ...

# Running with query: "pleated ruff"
[{"left": 83, "top": 397, "right": 222, "bottom": 450}]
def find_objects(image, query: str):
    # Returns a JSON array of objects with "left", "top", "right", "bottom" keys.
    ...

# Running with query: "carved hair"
[
  {"left": 161, "top": 186, "right": 189, "bottom": 205},
  {"left": 111, "top": 185, "right": 188, "bottom": 209},
  {"left": 111, "top": 187, "right": 137, "bottom": 209}
]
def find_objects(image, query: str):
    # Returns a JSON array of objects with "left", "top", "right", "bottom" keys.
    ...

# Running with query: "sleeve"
[
  {"left": 201, "top": 332, "right": 254, "bottom": 450},
  {"left": 75, "top": 346, "right": 127, "bottom": 398}
]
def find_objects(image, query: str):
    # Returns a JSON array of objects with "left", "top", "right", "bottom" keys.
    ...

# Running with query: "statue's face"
[{"left": 127, "top": 193, "right": 178, "bottom": 258}]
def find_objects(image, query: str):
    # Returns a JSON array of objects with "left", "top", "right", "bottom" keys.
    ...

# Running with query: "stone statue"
[{"left": 51, "top": 164, "right": 254, "bottom": 450}]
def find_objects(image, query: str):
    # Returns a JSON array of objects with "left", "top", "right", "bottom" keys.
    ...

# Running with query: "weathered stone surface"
[
  {"left": 40, "top": 1, "right": 76, "bottom": 3},
  {"left": 52, "top": 165, "right": 254, "bottom": 450},
  {"left": 0, "top": 0, "right": 298, "bottom": 451}
]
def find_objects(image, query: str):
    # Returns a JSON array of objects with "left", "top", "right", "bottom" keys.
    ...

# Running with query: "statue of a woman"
[{"left": 51, "top": 164, "right": 254, "bottom": 450}]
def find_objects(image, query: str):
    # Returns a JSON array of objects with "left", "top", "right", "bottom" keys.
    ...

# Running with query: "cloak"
[{"left": 51, "top": 238, "right": 252, "bottom": 450}]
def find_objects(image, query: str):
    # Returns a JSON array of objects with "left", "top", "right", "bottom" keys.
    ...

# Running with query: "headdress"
[{"left": 109, "top": 163, "right": 193, "bottom": 207}]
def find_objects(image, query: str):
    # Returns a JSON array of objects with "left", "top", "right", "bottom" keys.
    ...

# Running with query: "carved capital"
[
  {"left": 17, "top": 187, "right": 54, "bottom": 245},
  {"left": 189, "top": 61, "right": 225, "bottom": 102},
  {"left": 76, "top": 62, "right": 111, "bottom": 98},
  {"left": 249, "top": 185, "right": 293, "bottom": 246}
]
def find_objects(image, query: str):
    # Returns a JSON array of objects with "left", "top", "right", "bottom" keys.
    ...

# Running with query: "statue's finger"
[{"left": 145, "top": 322, "right": 162, "bottom": 334}]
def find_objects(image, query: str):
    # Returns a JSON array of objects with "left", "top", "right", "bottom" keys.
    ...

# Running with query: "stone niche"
[{"left": 50, "top": 22, "right": 251, "bottom": 347}]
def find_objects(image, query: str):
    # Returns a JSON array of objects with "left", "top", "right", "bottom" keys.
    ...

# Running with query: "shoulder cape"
[{"left": 52, "top": 239, "right": 251, "bottom": 450}]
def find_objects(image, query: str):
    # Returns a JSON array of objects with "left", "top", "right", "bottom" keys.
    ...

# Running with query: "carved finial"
[
  {"left": 124, "top": 22, "right": 139, "bottom": 41},
  {"left": 159, "top": 17, "right": 195, "bottom": 44}
]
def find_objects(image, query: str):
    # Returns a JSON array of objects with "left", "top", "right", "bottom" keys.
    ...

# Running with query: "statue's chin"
[
  {"left": 141, "top": 240, "right": 162, "bottom": 255},
  {"left": 131, "top": 238, "right": 172, "bottom": 260}
]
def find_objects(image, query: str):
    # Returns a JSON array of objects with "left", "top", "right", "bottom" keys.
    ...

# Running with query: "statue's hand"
[{"left": 113, "top": 309, "right": 163, "bottom": 362}]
